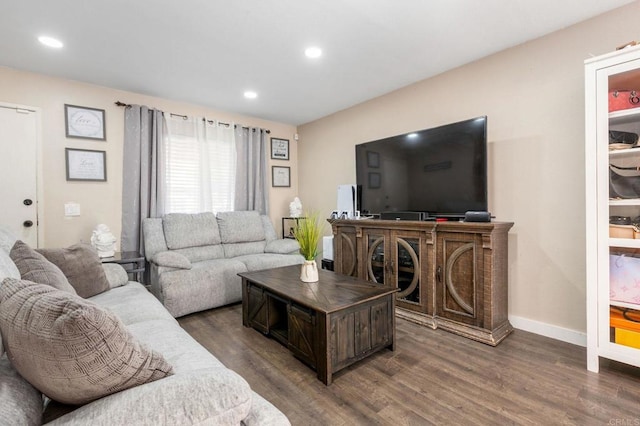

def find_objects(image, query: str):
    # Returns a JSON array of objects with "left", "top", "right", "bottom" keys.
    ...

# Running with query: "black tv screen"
[{"left": 355, "top": 116, "right": 487, "bottom": 218}]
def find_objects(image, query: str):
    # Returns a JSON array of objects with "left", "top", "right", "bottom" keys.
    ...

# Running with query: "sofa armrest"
[
  {"left": 101, "top": 263, "right": 129, "bottom": 288},
  {"left": 47, "top": 369, "right": 253, "bottom": 425},
  {"left": 265, "top": 239, "right": 300, "bottom": 255},
  {"left": 151, "top": 251, "right": 192, "bottom": 270},
  {"left": 242, "top": 391, "right": 291, "bottom": 426},
  {"left": 0, "top": 356, "right": 43, "bottom": 426}
]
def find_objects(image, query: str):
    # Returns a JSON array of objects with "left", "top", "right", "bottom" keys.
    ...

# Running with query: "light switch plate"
[{"left": 64, "top": 202, "right": 80, "bottom": 217}]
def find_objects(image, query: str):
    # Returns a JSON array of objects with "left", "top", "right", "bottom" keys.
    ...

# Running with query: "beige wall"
[
  {"left": 297, "top": 2, "right": 640, "bottom": 336},
  {"left": 2, "top": 2, "right": 637, "bottom": 337},
  {"left": 0, "top": 67, "right": 298, "bottom": 248}
]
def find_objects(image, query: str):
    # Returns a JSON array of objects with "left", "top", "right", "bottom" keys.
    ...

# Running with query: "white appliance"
[
  {"left": 336, "top": 184, "right": 359, "bottom": 219},
  {"left": 322, "top": 236, "right": 334, "bottom": 261}
]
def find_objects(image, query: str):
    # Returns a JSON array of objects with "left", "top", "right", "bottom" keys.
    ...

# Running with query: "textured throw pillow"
[
  {"left": 0, "top": 279, "right": 173, "bottom": 405},
  {"left": 9, "top": 240, "right": 76, "bottom": 294},
  {"left": 37, "top": 243, "right": 110, "bottom": 298}
]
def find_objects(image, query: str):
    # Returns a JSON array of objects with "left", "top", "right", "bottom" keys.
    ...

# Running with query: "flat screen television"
[{"left": 355, "top": 116, "right": 487, "bottom": 219}]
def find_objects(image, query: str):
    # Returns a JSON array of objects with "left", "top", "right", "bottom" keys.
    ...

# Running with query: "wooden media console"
[{"left": 330, "top": 219, "right": 513, "bottom": 345}]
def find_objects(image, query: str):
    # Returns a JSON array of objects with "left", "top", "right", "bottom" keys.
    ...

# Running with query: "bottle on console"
[{"left": 336, "top": 184, "right": 362, "bottom": 219}]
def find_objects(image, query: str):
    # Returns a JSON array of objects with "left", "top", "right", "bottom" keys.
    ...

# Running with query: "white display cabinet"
[{"left": 585, "top": 45, "right": 640, "bottom": 372}]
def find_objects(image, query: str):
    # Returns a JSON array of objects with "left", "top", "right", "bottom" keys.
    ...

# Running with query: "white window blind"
[{"left": 165, "top": 116, "right": 236, "bottom": 213}]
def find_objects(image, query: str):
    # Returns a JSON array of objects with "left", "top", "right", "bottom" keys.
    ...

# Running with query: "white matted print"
[
  {"left": 65, "top": 148, "right": 107, "bottom": 181},
  {"left": 272, "top": 166, "right": 290, "bottom": 187},
  {"left": 65, "top": 104, "right": 106, "bottom": 140}
]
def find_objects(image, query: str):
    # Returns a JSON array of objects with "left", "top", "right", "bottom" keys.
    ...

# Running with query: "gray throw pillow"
[
  {"left": 0, "top": 278, "right": 173, "bottom": 405},
  {"left": 9, "top": 240, "right": 76, "bottom": 294},
  {"left": 37, "top": 244, "right": 110, "bottom": 298}
]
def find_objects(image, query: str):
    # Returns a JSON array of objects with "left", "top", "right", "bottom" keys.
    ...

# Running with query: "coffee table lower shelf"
[{"left": 240, "top": 266, "right": 398, "bottom": 385}]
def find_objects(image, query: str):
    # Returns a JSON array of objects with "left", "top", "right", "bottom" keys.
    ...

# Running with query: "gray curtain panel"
[
  {"left": 234, "top": 126, "right": 269, "bottom": 214},
  {"left": 121, "top": 105, "right": 166, "bottom": 254}
]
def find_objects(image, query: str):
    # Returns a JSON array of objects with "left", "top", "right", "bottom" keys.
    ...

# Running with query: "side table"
[
  {"left": 282, "top": 217, "right": 306, "bottom": 239},
  {"left": 101, "top": 251, "right": 145, "bottom": 283}
]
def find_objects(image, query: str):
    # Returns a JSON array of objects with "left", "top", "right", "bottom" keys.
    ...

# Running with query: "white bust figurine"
[
  {"left": 289, "top": 197, "right": 303, "bottom": 218},
  {"left": 91, "top": 224, "right": 117, "bottom": 258}
]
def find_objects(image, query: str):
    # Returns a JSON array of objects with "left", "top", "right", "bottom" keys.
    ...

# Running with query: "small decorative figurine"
[
  {"left": 289, "top": 197, "right": 303, "bottom": 218},
  {"left": 91, "top": 224, "right": 116, "bottom": 258}
]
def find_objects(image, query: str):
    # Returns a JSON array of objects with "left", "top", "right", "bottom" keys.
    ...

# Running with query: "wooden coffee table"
[{"left": 240, "top": 265, "right": 398, "bottom": 385}]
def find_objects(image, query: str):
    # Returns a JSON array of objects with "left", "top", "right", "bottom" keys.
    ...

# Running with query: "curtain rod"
[{"left": 115, "top": 101, "right": 270, "bottom": 133}]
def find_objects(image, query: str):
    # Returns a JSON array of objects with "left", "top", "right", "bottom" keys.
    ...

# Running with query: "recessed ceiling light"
[
  {"left": 38, "top": 36, "right": 63, "bottom": 49},
  {"left": 407, "top": 133, "right": 419, "bottom": 139},
  {"left": 244, "top": 91, "right": 257, "bottom": 99},
  {"left": 305, "top": 47, "right": 322, "bottom": 59}
]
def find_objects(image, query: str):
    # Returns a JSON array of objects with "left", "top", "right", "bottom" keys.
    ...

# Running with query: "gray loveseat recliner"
[{"left": 143, "top": 210, "right": 304, "bottom": 318}]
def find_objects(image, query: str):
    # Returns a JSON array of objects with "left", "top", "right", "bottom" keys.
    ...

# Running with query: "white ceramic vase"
[{"left": 300, "top": 260, "right": 319, "bottom": 283}]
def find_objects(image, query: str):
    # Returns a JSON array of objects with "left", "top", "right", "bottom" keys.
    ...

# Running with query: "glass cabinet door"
[
  {"left": 586, "top": 47, "right": 640, "bottom": 371},
  {"left": 394, "top": 237, "right": 420, "bottom": 305},
  {"left": 365, "top": 232, "right": 386, "bottom": 284},
  {"left": 604, "top": 63, "right": 640, "bottom": 353},
  {"left": 364, "top": 229, "right": 424, "bottom": 311}
]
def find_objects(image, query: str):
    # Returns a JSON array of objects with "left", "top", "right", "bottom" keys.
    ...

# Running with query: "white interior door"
[{"left": 0, "top": 104, "right": 39, "bottom": 247}]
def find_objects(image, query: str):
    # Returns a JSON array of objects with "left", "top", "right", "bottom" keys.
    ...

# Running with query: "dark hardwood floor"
[{"left": 179, "top": 304, "right": 640, "bottom": 425}]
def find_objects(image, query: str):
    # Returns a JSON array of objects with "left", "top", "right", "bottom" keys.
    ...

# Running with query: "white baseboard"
[{"left": 509, "top": 315, "right": 586, "bottom": 347}]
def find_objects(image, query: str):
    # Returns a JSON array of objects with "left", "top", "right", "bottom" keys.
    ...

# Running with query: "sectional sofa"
[{"left": 0, "top": 226, "right": 290, "bottom": 425}]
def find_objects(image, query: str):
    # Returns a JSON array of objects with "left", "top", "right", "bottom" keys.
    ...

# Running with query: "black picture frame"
[
  {"left": 65, "top": 148, "right": 107, "bottom": 181},
  {"left": 367, "top": 151, "right": 379, "bottom": 168},
  {"left": 272, "top": 166, "right": 291, "bottom": 187},
  {"left": 368, "top": 172, "right": 381, "bottom": 189},
  {"left": 65, "top": 104, "right": 106, "bottom": 140},
  {"left": 271, "top": 138, "right": 290, "bottom": 160}
]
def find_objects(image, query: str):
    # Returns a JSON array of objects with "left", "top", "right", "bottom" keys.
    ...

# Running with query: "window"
[{"left": 165, "top": 116, "right": 236, "bottom": 213}]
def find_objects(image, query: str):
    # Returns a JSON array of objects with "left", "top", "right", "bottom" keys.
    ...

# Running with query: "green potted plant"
[{"left": 293, "top": 211, "right": 325, "bottom": 282}]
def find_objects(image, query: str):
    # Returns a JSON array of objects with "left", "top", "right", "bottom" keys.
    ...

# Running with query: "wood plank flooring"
[{"left": 178, "top": 304, "right": 640, "bottom": 425}]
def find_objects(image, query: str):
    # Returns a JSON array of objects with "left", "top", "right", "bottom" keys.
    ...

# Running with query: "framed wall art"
[
  {"left": 271, "top": 138, "right": 289, "bottom": 160},
  {"left": 65, "top": 104, "right": 106, "bottom": 140},
  {"left": 65, "top": 148, "right": 107, "bottom": 181},
  {"left": 272, "top": 166, "right": 290, "bottom": 187}
]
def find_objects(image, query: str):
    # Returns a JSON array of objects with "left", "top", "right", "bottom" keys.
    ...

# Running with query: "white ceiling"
[{"left": 0, "top": 0, "right": 635, "bottom": 125}]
